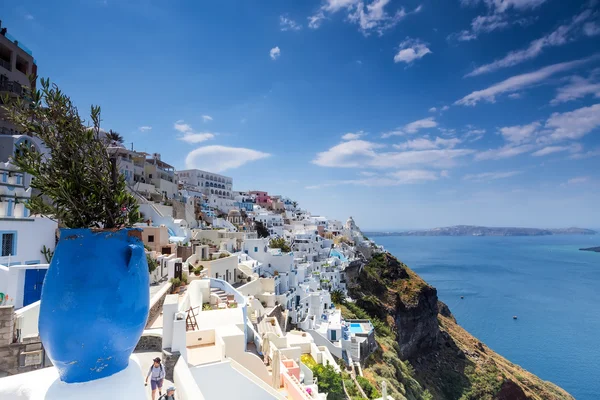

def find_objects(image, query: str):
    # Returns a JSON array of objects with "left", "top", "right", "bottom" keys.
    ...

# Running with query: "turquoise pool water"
[
  {"left": 330, "top": 249, "right": 347, "bottom": 262},
  {"left": 349, "top": 323, "right": 363, "bottom": 334}
]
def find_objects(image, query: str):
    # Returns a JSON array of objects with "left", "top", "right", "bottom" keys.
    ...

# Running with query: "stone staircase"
[{"left": 210, "top": 288, "right": 228, "bottom": 303}]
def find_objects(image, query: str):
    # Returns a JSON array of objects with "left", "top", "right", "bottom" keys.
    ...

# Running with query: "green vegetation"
[
  {"left": 170, "top": 277, "right": 182, "bottom": 288},
  {"left": 339, "top": 301, "right": 429, "bottom": 400},
  {"left": 459, "top": 364, "right": 503, "bottom": 400},
  {"left": 193, "top": 265, "right": 204, "bottom": 276},
  {"left": 269, "top": 237, "right": 291, "bottom": 253},
  {"left": 147, "top": 254, "right": 158, "bottom": 274},
  {"left": 3, "top": 78, "right": 141, "bottom": 228},
  {"left": 202, "top": 303, "right": 212, "bottom": 311},
  {"left": 343, "top": 374, "right": 362, "bottom": 399},
  {"left": 331, "top": 289, "right": 346, "bottom": 305},
  {"left": 254, "top": 221, "right": 270, "bottom": 238},
  {"left": 311, "top": 363, "right": 344, "bottom": 400},
  {"left": 300, "top": 354, "right": 317, "bottom": 369},
  {"left": 41, "top": 245, "right": 54, "bottom": 263},
  {"left": 356, "top": 375, "right": 380, "bottom": 399},
  {"left": 342, "top": 301, "right": 392, "bottom": 338}
]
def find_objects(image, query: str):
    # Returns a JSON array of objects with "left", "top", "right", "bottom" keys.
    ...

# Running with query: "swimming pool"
[
  {"left": 330, "top": 249, "right": 347, "bottom": 262},
  {"left": 349, "top": 323, "right": 363, "bottom": 334}
]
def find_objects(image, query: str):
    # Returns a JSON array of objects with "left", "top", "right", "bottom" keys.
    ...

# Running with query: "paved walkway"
[
  {"left": 149, "top": 280, "right": 170, "bottom": 299},
  {"left": 136, "top": 351, "right": 175, "bottom": 400}
]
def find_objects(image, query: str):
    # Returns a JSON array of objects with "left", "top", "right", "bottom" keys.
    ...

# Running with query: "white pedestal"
[{"left": 0, "top": 355, "right": 147, "bottom": 400}]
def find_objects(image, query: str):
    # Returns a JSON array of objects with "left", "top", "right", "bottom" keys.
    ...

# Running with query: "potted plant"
[
  {"left": 2, "top": 78, "right": 147, "bottom": 384},
  {"left": 193, "top": 265, "right": 204, "bottom": 276},
  {"left": 170, "top": 277, "right": 182, "bottom": 293}
]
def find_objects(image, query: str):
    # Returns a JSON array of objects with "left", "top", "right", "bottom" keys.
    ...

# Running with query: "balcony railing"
[
  {"left": 0, "top": 59, "right": 11, "bottom": 71},
  {"left": 0, "top": 80, "right": 23, "bottom": 95}
]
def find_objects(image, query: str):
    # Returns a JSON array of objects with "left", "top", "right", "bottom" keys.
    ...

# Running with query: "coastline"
[{"left": 580, "top": 246, "right": 600, "bottom": 252}]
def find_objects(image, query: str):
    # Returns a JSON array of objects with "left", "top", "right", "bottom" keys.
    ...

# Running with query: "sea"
[{"left": 374, "top": 234, "right": 600, "bottom": 400}]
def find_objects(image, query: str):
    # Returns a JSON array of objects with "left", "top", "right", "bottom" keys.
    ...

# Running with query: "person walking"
[
  {"left": 145, "top": 357, "right": 166, "bottom": 400},
  {"left": 158, "top": 386, "right": 176, "bottom": 400}
]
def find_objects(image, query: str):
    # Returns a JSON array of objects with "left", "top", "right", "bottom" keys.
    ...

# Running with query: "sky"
[{"left": 2, "top": 0, "right": 600, "bottom": 230}]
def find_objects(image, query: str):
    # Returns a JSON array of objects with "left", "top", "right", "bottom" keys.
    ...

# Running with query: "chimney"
[{"left": 381, "top": 381, "right": 388, "bottom": 400}]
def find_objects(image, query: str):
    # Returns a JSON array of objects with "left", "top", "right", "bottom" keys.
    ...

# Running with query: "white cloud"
[
  {"left": 381, "top": 117, "right": 437, "bottom": 138},
  {"left": 441, "top": 105, "right": 450, "bottom": 111},
  {"left": 475, "top": 143, "right": 537, "bottom": 160},
  {"left": 138, "top": 126, "right": 152, "bottom": 132},
  {"left": 25, "top": 14, "right": 34, "bottom": 20},
  {"left": 404, "top": 117, "right": 437, "bottom": 133},
  {"left": 499, "top": 122, "right": 541, "bottom": 144},
  {"left": 570, "top": 148, "right": 600, "bottom": 159},
  {"left": 461, "top": 0, "right": 548, "bottom": 13},
  {"left": 308, "top": 11, "right": 326, "bottom": 29},
  {"left": 584, "top": 22, "right": 600, "bottom": 36},
  {"left": 429, "top": 107, "right": 437, "bottom": 112},
  {"left": 174, "top": 120, "right": 215, "bottom": 143},
  {"left": 455, "top": 56, "right": 597, "bottom": 106},
  {"left": 463, "top": 170, "right": 521, "bottom": 182},
  {"left": 394, "top": 37, "right": 431, "bottom": 64},
  {"left": 202, "top": 115, "right": 213, "bottom": 122},
  {"left": 270, "top": 46, "right": 281, "bottom": 60},
  {"left": 312, "top": 140, "right": 384, "bottom": 167},
  {"left": 393, "top": 137, "right": 461, "bottom": 150},
  {"left": 476, "top": 104, "right": 600, "bottom": 160},
  {"left": 451, "top": 13, "right": 535, "bottom": 42},
  {"left": 306, "top": 169, "right": 443, "bottom": 189},
  {"left": 389, "top": 169, "right": 441, "bottom": 183},
  {"left": 464, "top": 128, "right": 486, "bottom": 141},
  {"left": 551, "top": 72, "right": 600, "bottom": 105},
  {"left": 531, "top": 143, "right": 581, "bottom": 157},
  {"left": 466, "top": 9, "right": 596, "bottom": 77},
  {"left": 567, "top": 176, "right": 590, "bottom": 185},
  {"left": 280, "top": 15, "right": 302, "bottom": 31},
  {"left": 308, "top": 0, "right": 421, "bottom": 35},
  {"left": 373, "top": 148, "right": 476, "bottom": 169},
  {"left": 179, "top": 133, "right": 215, "bottom": 143},
  {"left": 312, "top": 139, "right": 473, "bottom": 169},
  {"left": 174, "top": 120, "right": 192, "bottom": 133},
  {"left": 185, "top": 145, "right": 270, "bottom": 172},
  {"left": 341, "top": 131, "right": 365, "bottom": 140},
  {"left": 544, "top": 103, "right": 600, "bottom": 142}
]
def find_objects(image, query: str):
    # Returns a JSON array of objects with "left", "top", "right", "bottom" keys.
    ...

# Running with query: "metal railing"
[
  {"left": 0, "top": 58, "right": 11, "bottom": 71},
  {"left": 0, "top": 80, "right": 23, "bottom": 95}
]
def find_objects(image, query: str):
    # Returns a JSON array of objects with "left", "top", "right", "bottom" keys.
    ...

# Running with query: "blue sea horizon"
[{"left": 375, "top": 235, "right": 599, "bottom": 400}]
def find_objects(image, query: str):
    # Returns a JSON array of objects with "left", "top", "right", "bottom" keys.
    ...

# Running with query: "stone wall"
[
  {"left": 161, "top": 348, "right": 181, "bottom": 381},
  {"left": 0, "top": 306, "right": 15, "bottom": 346},
  {"left": 0, "top": 307, "right": 49, "bottom": 377},
  {"left": 177, "top": 246, "right": 192, "bottom": 263},
  {"left": 135, "top": 334, "right": 163, "bottom": 352},
  {"left": 0, "top": 338, "right": 49, "bottom": 377},
  {"left": 146, "top": 283, "right": 172, "bottom": 329}
]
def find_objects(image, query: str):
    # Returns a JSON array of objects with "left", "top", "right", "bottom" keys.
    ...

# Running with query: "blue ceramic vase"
[{"left": 39, "top": 228, "right": 149, "bottom": 383}]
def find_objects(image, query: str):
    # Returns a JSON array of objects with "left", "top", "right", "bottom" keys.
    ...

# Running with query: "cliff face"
[
  {"left": 346, "top": 252, "right": 574, "bottom": 400},
  {"left": 395, "top": 285, "right": 439, "bottom": 359}
]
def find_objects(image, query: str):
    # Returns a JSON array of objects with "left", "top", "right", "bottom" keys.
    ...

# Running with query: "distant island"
[
  {"left": 580, "top": 247, "right": 600, "bottom": 253},
  {"left": 365, "top": 225, "right": 598, "bottom": 237}
]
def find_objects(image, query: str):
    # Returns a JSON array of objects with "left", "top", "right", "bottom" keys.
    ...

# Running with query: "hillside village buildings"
[{"left": 0, "top": 21, "right": 388, "bottom": 399}]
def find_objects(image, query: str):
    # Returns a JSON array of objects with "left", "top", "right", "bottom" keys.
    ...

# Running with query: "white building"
[
  {"left": 0, "top": 162, "right": 57, "bottom": 309},
  {"left": 177, "top": 169, "right": 233, "bottom": 199},
  {"left": 254, "top": 212, "right": 284, "bottom": 236}
]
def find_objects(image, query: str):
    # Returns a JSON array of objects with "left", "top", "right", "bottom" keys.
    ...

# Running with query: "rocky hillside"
[{"left": 344, "top": 252, "right": 574, "bottom": 400}]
